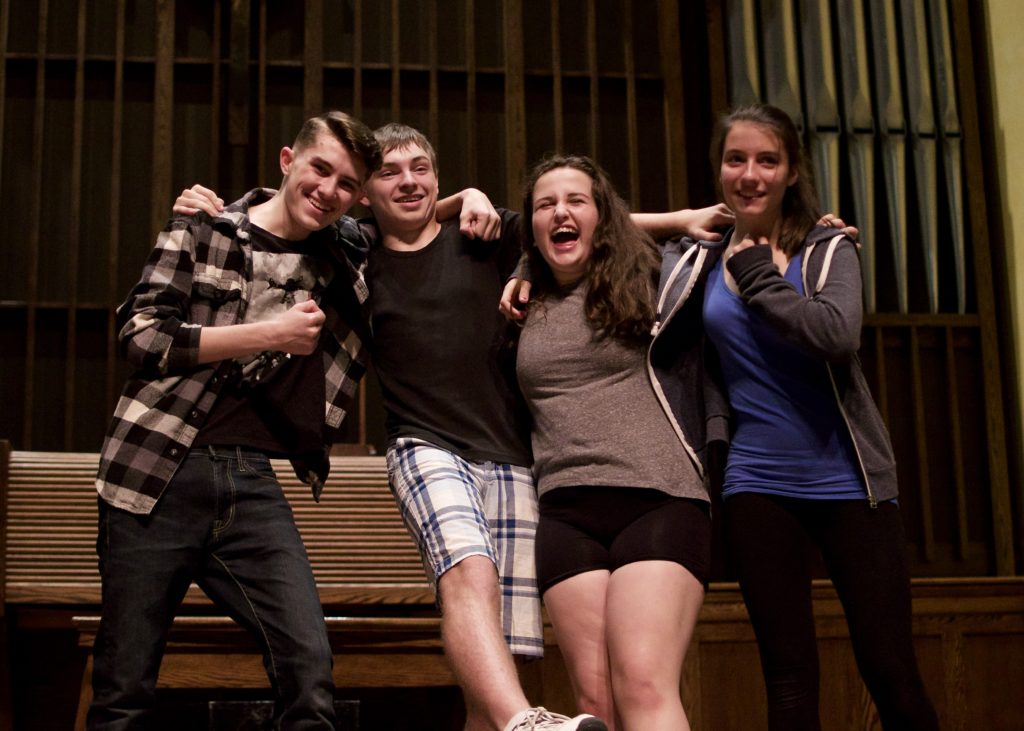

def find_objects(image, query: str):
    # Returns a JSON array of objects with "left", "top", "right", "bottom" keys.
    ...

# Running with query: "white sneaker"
[{"left": 502, "top": 706, "right": 608, "bottom": 731}]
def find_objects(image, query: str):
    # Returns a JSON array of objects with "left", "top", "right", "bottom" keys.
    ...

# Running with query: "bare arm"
[
  {"left": 631, "top": 203, "right": 734, "bottom": 241},
  {"left": 435, "top": 187, "right": 502, "bottom": 240},
  {"left": 197, "top": 299, "right": 326, "bottom": 364}
]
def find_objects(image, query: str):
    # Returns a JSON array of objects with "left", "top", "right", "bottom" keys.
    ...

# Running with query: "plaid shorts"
[{"left": 385, "top": 438, "right": 543, "bottom": 658}]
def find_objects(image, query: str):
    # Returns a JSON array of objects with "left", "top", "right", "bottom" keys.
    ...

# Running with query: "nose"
[
  {"left": 740, "top": 160, "right": 757, "bottom": 181},
  {"left": 553, "top": 200, "right": 569, "bottom": 220},
  {"left": 398, "top": 168, "right": 416, "bottom": 188}
]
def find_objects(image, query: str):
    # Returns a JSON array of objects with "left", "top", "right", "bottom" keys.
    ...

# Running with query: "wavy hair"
[
  {"left": 293, "top": 110, "right": 382, "bottom": 177},
  {"left": 521, "top": 155, "right": 660, "bottom": 344},
  {"left": 710, "top": 103, "right": 821, "bottom": 256}
]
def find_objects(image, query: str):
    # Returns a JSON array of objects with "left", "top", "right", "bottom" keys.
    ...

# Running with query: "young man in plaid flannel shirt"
[{"left": 89, "top": 111, "right": 381, "bottom": 730}]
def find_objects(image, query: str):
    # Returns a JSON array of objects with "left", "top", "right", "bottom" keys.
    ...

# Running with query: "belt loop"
[
  {"left": 234, "top": 445, "right": 246, "bottom": 470},
  {"left": 206, "top": 445, "right": 217, "bottom": 460}
]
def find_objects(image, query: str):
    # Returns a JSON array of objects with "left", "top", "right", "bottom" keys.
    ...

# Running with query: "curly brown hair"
[{"left": 521, "top": 155, "right": 660, "bottom": 344}]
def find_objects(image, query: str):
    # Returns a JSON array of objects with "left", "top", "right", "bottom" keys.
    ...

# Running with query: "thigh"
[
  {"left": 724, "top": 493, "right": 819, "bottom": 664},
  {"left": 385, "top": 439, "right": 496, "bottom": 581},
  {"left": 815, "top": 502, "right": 917, "bottom": 670},
  {"left": 197, "top": 450, "right": 328, "bottom": 659},
  {"left": 606, "top": 560, "right": 704, "bottom": 686}
]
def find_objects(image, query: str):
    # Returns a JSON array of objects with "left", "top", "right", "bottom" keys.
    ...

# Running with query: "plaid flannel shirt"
[{"left": 95, "top": 188, "right": 371, "bottom": 514}]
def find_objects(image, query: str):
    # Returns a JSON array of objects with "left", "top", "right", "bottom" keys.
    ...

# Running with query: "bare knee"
[{"left": 438, "top": 555, "right": 499, "bottom": 608}]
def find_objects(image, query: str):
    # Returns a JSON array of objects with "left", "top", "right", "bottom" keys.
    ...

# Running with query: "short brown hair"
[
  {"left": 372, "top": 123, "right": 438, "bottom": 173},
  {"left": 293, "top": 110, "right": 382, "bottom": 177}
]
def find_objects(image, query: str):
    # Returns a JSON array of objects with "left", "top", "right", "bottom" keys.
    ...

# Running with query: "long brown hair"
[
  {"left": 711, "top": 104, "right": 821, "bottom": 256},
  {"left": 521, "top": 155, "right": 660, "bottom": 344}
]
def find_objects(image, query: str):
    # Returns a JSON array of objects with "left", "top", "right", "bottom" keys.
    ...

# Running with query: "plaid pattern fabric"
[
  {"left": 385, "top": 438, "right": 543, "bottom": 658},
  {"left": 96, "top": 189, "right": 371, "bottom": 514}
]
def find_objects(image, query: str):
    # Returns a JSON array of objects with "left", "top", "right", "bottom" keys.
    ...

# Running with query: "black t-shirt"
[
  {"left": 195, "top": 224, "right": 329, "bottom": 457},
  {"left": 367, "top": 209, "right": 531, "bottom": 466}
]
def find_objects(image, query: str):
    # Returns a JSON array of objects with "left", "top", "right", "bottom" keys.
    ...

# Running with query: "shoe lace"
[{"left": 515, "top": 707, "right": 573, "bottom": 730}]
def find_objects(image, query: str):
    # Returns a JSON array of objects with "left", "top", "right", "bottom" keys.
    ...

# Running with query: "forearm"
[
  {"left": 197, "top": 321, "right": 280, "bottom": 364},
  {"left": 631, "top": 210, "right": 695, "bottom": 238},
  {"left": 436, "top": 189, "right": 475, "bottom": 221}
]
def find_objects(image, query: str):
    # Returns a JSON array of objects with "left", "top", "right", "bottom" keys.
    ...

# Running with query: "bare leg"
[
  {"left": 605, "top": 560, "right": 703, "bottom": 731},
  {"left": 439, "top": 555, "right": 530, "bottom": 731},
  {"left": 542, "top": 570, "right": 616, "bottom": 728}
]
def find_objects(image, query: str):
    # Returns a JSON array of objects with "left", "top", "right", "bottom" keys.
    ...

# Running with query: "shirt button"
[
  {"left": 190, "top": 410, "right": 199, "bottom": 419},
  {"left": 169, "top": 448, "right": 179, "bottom": 457}
]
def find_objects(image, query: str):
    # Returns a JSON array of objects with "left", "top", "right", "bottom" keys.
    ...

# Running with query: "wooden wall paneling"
[
  {"left": 210, "top": 0, "right": 222, "bottom": 188},
  {"left": 944, "top": 326, "right": 970, "bottom": 560},
  {"left": 23, "top": 0, "right": 49, "bottom": 450},
  {"left": 0, "top": 0, "right": 7, "bottom": 184},
  {"left": 910, "top": 326, "right": 936, "bottom": 562},
  {"left": 149, "top": 0, "right": 175, "bottom": 239},
  {"left": 658, "top": 0, "right": 688, "bottom": 211},
  {"left": 464, "top": 0, "right": 477, "bottom": 186},
  {"left": 949, "top": 0, "right": 1014, "bottom": 574},
  {"left": 724, "top": 0, "right": 759, "bottom": 107},
  {"left": 621, "top": 0, "right": 639, "bottom": 210},
  {"left": 760, "top": 0, "right": 802, "bottom": 123},
  {"left": 353, "top": 0, "right": 363, "bottom": 120},
  {"left": 303, "top": 0, "right": 323, "bottom": 120},
  {"left": 503, "top": 0, "right": 525, "bottom": 203},
  {"left": 64, "top": 0, "right": 87, "bottom": 450},
  {"left": 390, "top": 0, "right": 399, "bottom": 119},
  {"left": 550, "top": 0, "right": 564, "bottom": 153},
  {"left": 104, "top": 0, "right": 126, "bottom": 420},
  {"left": 228, "top": 0, "right": 249, "bottom": 148},
  {"left": 940, "top": 629, "right": 967, "bottom": 731},
  {"left": 585, "top": 0, "right": 598, "bottom": 159},
  {"left": 427, "top": 1, "right": 438, "bottom": 146},
  {"left": 256, "top": 0, "right": 267, "bottom": 187}
]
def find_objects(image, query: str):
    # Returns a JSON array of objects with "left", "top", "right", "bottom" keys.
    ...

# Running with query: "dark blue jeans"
[{"left": 87, "top": 447, "right": 336, "bottom": 730}]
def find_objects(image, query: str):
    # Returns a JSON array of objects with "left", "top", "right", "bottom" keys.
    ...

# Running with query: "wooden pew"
[
  {"left": 4, "top": 442, "right": 1023, "bottom": 729},
  {"left": 0, "top": 443, "right": 459, "bottom": 730}
]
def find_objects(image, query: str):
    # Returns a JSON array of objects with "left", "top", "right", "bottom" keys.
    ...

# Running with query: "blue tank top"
[{"left": 703, "top": 252, "right": 864, "bottom": 500}]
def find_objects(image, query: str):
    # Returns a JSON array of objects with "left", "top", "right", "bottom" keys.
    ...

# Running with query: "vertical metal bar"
[
  {"left": 800, "top": 0, "right": 841, "bottom": 214},
  {"left": 304, "top": 0, "right": 323, "bottom": 119},
  {"left": 585, "top": 0, "right": 598, "bottom": 158},
  {"left": 390, "top": 0, "right": 400, "bottom": 119},
  {"left": 724, "top": 0, "right": 760, "bottom": 107},
  {"left": 24, "top": 0, "right": 49, "bottom": 448},
  {"left": 944, "top": 327, "right": 969, "bottom": 560},
  {"left": 657, "top": 0, "right": 688, "bottom": 210},
  {"left": 910, "top": 326, "right": 935, "bottom": 562},
  {"left": 623, "top": 0, "right": 639, "bottom": 209},
  {"left": 150, "top": 0, "right": 175, "bottom": 237},
  {"left": 867, "top": 0, "right": 908, "bottom": 313},
  {"left": 464, "top": 0, "right": 477, "bottom": 184},
  {"left": 106, "top": 0, "right": 127, "bottom": 418},
  {"left": 64, "top": 0, "right": 88, "bottom": 449},
  {"left": 835, "top": 0, "right": 877, "bottom": 313},
  {"left": 503, "top": 0, "right": 526, "bottom": 201},
  {"left": 550, "top": 0, "right": 563, "bottom": 153},
  {"left": 948, "top": 0, "right": 1014, "bottom": 574},
  {"left": 761, "top": 0, "right": 802, "bottom": 123},
  {"left": 899, "top": 0, "right": 939, "bottom": 302},
  {"left": 927, "top": 0, "right": 966, "bottom": 313}
]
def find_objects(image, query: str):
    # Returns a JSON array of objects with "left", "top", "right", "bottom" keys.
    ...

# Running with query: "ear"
[
  {"left": 359, "top": 192, "right": 371, "bottom": 207},
  {"left": 787, "top": 169, "right": 798, "bottom": 187},
  {"left": 279, "top": 146, "right": 295, "bottom": 176}
]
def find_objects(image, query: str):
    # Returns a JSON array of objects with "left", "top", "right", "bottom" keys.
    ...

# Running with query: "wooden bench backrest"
[{"left": 2, "top": 449, "right": 432, "bottom": 606}]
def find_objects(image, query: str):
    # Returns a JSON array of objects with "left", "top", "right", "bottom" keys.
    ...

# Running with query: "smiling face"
[
  {"left": 530, "top": 166, "right": 600, "bottom": 287},
  {"left": 719, "top": 120, "right": 797, "bottom": 236},
  {"left": 362, "top": 142, "right": 440, "bottom": 237},
  {"left": 278, "top": 131, "right": 366, "bottom": 237}
]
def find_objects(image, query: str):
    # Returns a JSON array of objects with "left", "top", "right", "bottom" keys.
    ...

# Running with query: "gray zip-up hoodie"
[{"left": 723, "top": 225, "right": 898, "bottom": 505}]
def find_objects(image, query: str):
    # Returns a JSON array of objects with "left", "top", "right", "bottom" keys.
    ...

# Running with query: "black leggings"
[{"left": 724, "top": 493, "right": 938, "bottom": 731}]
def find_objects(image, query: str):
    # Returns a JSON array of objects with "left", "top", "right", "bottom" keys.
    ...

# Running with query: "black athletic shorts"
[{"left": 535, "top": 485, "right": 711, "bottom": 594}]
